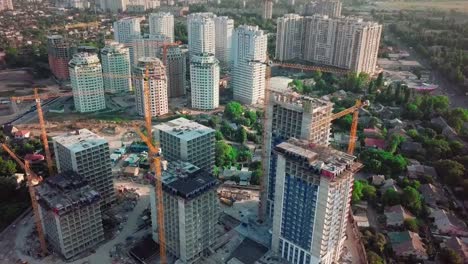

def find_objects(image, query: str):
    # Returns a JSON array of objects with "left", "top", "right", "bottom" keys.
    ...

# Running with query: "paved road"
[{"left": 387, "top": 32, "right": 468, "bottom": 108}]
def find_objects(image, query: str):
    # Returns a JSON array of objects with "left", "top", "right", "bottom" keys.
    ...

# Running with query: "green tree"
[
  {"left": 215, "top": 130, "right": 224, "bottom": 141},
  {"left": 376, "top": 72, "right": 384, "bottom": 88},
  {"left": 224, "top": 101, "right": 244, "bottom": 121},
  {"left": 435, "top": 160, "right": 465, "bottom": 186},
  {"left": 440, "top": 248, "right": 463, "bottom": 264},
  {"left": 313, "top": 70, "right": 322, "bottom": 81},
  {"left": 367, "top": 250, "right": 384, "bottom": 264},
  {"left": 404, "top": 218, "right": 419, "bottom": 232},
  {"left": 215, "top": 141, "right": 238, "bottom": 167},
  {"left": 245, "top": 110, "right": 257, "bottom": 125},
  {"left": 0, "top": 158, "right": 17, "bottom": 177},
  {"left": 402, "top": 186, "right": 422, "bottom": 214},
  {"left": 237, "top": 127, "right": 247, "bottom": 144},
  {"left": 251, "top": 168, "right": 262, "bottom": 185},
  {"left": 382, "top": 189, "right": 401, "bottom": 206}
]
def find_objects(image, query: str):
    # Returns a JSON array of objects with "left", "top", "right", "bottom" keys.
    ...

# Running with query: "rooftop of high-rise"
[
  {"left": 53, "top": 129, "right": 107, "bottom": 152},
  {"left": 274, "top": 138, "right": 356, "bottom": 180},
  {"left": 36, "top": 171, "right": 100, "bottom": 216},
  {"left": 154, "top": 117, "right": 215, "bottom": 141},
  {"left": 69, "top": 52, "right": 100, "bottom": 67},
  {"left": 159, "top": 161, "right": 217, "bottom": 200}
]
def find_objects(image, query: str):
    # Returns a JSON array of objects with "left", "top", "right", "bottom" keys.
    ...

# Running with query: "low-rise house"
[
  {"left": 407, "top": 165, "right": 438, "bottom": 180},
  {"left": 388, "top": 231, "right": 428, "bottom": 260},
  {"left": 419, "top": 184, "right": 446, "bottom": 208},
  {"left": 385, "top": 205, "right": 415, "bottom": 227},
  {"left": 443, "top": 237, "right": 468, "bottom": 262},
  {"left": 401, "top": 141, "right": 424, "bottom": 155},
  {"left": 363, "top": 127, "right": 382, "bottom": 138},
  {"left": 371, "top": 175, "right": 386, "bottom": 186},
  {"left": 381, "top": 179, "right": 400, "bottom": 193},
  {"left": 430, "top": 209, "right": 468, "bottom": 236},
  {"left": 14, "top": 130, "right": 30, "bottom": 139},
  {"left": 2, "top": 124, "right": 18, "bottom": 136},
  {"left": 364, "top": 138, "right": 386, "bottom": 149},
  {"left": 221, "top": 167, "right": 252, "bottom": 185}
]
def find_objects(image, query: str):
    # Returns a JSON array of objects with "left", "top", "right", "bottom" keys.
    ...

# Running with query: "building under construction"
[
  {"left": 36, "top": 171, "right": 104, "bottom": 260},
  {"left": 264, "top": 85, "right": 333, "bottom": 218},
  {"left": 150, "top": 161, "right": 219, "bottom": 264}
]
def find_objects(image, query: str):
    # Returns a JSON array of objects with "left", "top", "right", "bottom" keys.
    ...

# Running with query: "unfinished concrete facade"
[
  {"left": 154, "top": 117, "right": 215, "bottom": 172},
  {"left": 36, "top": 171, "right": 104, "bottom": 260},
  {"left": 53, "top": 129, "right": 115, "bottom": 207},
  {"left": 263, "top": 88, "right": 333, "bottom": 218},
  {"left": 271, "top": 139, "right": 357, "bottom": 264},
  {"left": 150, "top": 161, "right": 219, "bottom": 263}
]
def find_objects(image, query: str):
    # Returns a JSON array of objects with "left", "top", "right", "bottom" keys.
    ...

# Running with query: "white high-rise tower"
[
  {"left": 190, "top": 53, "right": 219, "bottom": 110},
  {"left": 149, "top": 12, "right": 175, "bottom": 42},
  {"left": 276, "top": 14, "right": 304, "bottom": 62},
  {"left": 187, "top": 12, "right": 216, "bottom": 57},
  {"left": 232, "top": 25, "right": 267, "bottom": 105},
  {"left": 69, "top": 53, "right": 106, "bottom": 113},
  {"left": 101, "top": 42, "right": 132, "bottom": 93},
  {"left": 133, "top": 57, "right": 169, "bottom": 117},
  {"left": 113, "top": 17, "right": 141, "bottom": 44},
  {"left": 214, "top": 16, "right": 234, "bottom": 65}
]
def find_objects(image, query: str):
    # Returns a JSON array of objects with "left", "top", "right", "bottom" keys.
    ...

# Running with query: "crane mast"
[
  {"left": 1, "top": 144, "right": 48, "bottom": 257},
  {"left": 34, "top": 88, "right": 54, "bottom": 176}
]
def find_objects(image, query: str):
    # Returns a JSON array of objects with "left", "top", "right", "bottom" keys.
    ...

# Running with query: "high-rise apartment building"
[
  {"left": 47, "top": 35, "right": 72, "bottom": 81},
  {"left": 36, "top": 171, "right": 104, "bottom": 259},
  {"left": 69, "top": 53, "right": 106, "bottom": 113},
  {"left": 149, "top": 161, "right": 219, "bottom": 264},
  {"left": 275, "top": 14, "right": 304, "bottom": 62},
  {"left": 133, "top": 57, "right": 169, "bottom": 117},
  {"left": 190, "top": 53, "right": 219, "bottom": 110},
  {"left": 113, "top": 17, "right": 141, "bottom": 44},
  {"left": 187, "top": 12, "right": 216, "bottom": 56},
  {"left": 262, "top": 0, "right": 273, "bottom": 19},
  {"left": 276, "top": 14, "right": 382, "bottom": 74},
  {"left": 263, "top": 88, "right": 333, "bottom": 218},
  {"left": 166, "top": 46, "right": 187, "bottom": 98},
  {"left": 232, "top": 25, "right": 267, "bottom": 105},
  {"left": 154, "top": 117, "right": 215, "bottom": 172},
  {"left": 128, "top": 34, "right": 169, "bottom": 66},
  {"left": 149, "top": 12, "right": 174, "bottom": 42},
  {"left": 0, "top": 0, "right": 13, "bottom": 11},
  {"left": 126, "top": 0, "right": 160, "bottom": 11},
  {"left": 288, "top": 0, "right": 295, "bottom": 5},
  {"left": 53, "top": 129, "right": 115, "bottom": 206},
  {"left": 214, "top": 16, "right": 234, "bottom": 65},
  {"left": 99, "top": 0, "right": 127, "bottom": 12},
  {"left": 333, "top": 17, "right": 382, "bottom": 74},
  {"left": 304, "top": 15, "right": 381, "bottom": 74},
  {"left": 271, "top": 139, "right": 356, "bottom": 264},
  {"left": 304, "top": 0, "right": 342, "bottom": 17},
  {"left": 101, "top": 42, "right": 132, "bottom": 93}
]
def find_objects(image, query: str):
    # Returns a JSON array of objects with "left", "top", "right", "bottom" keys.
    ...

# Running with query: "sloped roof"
[
  {"left": 385, "top": 205, "right": 414, "bottom": 226},
  {"left": 388, "top": 231, "right": 427, "bottom": 258}
]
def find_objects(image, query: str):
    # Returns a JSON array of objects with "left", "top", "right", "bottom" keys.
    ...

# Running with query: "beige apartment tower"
[
  {"left": 262, "top": 0, "right": 273, "bottom": 19},
  {"left": 276, "top": 14, "right": 304, "bottom": 62},
  {"left": 133, "top": 57, "right": 169, "bottom": 117},
  {"left": 304, "top": 0, "right": 342, "bottom": 17},
  {"left": 263, "top": 88, "right": 333, "bottom": 218},
  {"left": 271, "top": 139, "right": 357, "bottom": 264}
]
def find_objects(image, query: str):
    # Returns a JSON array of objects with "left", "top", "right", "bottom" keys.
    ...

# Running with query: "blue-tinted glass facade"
[
  {"left": 268, "top": 134, "right": 285, "bottom": 203},
  {"left": 280, "top": 174, "right": 318, "bottom": 250}
]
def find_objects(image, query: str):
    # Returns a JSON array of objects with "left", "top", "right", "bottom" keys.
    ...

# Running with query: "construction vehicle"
[{"left": 1, "top": 144, "right": 48, "bottom": 257}]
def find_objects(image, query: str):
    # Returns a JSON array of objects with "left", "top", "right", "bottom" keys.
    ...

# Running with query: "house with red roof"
[
  {"left": 364, "top": 138, "right": 386, "bottom": 149},
  {"left": 444, "top": 237, "right": 468, "bottom": 263},
  {"left": 14, "top": 130, "right": 30, "bottom": 139}
]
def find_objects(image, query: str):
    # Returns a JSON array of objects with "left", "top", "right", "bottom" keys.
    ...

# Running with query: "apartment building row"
[{"left": 276, "top": 14, "right": 382, "bottom": 74}]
